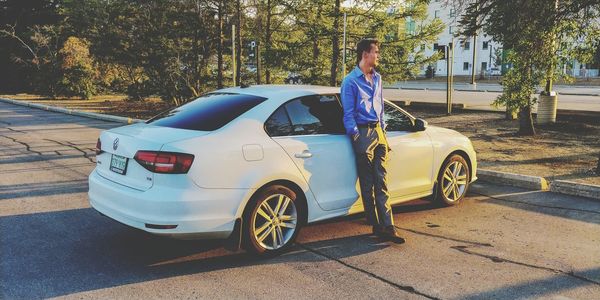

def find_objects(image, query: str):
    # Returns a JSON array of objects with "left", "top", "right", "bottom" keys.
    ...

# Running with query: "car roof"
[{"left": 218, "top": 85, "right": 340, "bottom": 103}]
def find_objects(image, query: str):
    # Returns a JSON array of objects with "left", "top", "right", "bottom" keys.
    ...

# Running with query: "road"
[
  {"left": 2, "top": 102, "right": 600, "bottom": 299},
  {"left": 383, "top": 88, "right": 600, "bottom": 112}
]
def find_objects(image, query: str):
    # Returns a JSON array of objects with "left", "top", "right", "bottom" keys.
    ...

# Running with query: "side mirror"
[{"left": 413, "top": 118, "right": 428, "bottom": 132}]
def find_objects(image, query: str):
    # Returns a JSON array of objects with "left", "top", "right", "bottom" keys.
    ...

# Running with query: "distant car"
[
  {"left": 285, "top": 73, "right": 303, "bottom": 84},
  {"left": 488, "top": 67, "right": 501, "bottom": 76},
  {"left": 88, "top": 85, "right": 477, "bottom": 256}
]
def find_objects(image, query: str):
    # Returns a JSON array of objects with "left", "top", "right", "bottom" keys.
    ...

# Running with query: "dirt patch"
[
  {"left": 3, "top": 94, "right": 599, "bottom": 186},
  {"left": 404, "top": 106, "right": 600, "bottom": 186}
]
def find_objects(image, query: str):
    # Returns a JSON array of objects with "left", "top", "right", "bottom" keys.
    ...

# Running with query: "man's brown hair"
[{"left": 356, "top": 38, "right": 379, "bottom": 65}]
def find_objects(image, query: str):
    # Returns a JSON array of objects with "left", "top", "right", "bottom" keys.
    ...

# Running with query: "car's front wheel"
[
  {"left": 243, "top": 185, "right": 302, "bottom": 256},
  {"left": 432, "top": 154, "right": 471, "bottom": 206}
]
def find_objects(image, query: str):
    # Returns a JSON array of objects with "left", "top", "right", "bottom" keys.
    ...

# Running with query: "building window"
[
  {"left": 450, "top": 9, "right": 456, "bottom": 17},
  {"left": 434, "top": 10, "right": 440, "bottom": 18},
  {"left": 463, "top": 41, "right": 470, "bottom": 50},
  {"left": 420, "top": 44, "right": 426, "bottom": 51},
  {"left": 407, "top": 20, "right": 416, "bottom": 35},
  {"left": 482, "top": 62, "right": 488, "bottom": 71},
  {"left": 449, "top": 26, "right": 453, "bottom": 34},
  {"left": 483, "top": 41, "right": 489, "bottom": 50},
  {"left": 463, "top": 62, "right": 470, "bottom": 71}
]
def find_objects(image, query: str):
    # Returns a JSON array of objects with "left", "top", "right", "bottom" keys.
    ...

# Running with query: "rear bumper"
[{"left": 88, "top": 169, "right": 253, "bottom": 239}]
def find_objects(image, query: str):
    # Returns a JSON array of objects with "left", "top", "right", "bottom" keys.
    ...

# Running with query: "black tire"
[
  {"left": 242, "top": 185, "right": 303, "bottom": 257},
  {"left": 431, "top": 154, "right": 471, "bottom": 206}
]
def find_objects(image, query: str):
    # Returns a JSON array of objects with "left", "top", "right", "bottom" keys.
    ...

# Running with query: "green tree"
[
  {"left": 460, "top": 0, "right": 600, "bottom": 135},
  {"left": 0, "top": 0, "right": 62, "bottom": 93}
]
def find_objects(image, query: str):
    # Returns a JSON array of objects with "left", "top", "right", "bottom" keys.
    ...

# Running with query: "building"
[
  {"left": 419, "top": 0, "right": 502, "bottom": 77},
  {"left": 418, "top": 0, "right": 599, "bottom": 78}
]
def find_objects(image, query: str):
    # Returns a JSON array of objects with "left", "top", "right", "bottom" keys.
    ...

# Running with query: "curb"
[
  {"left": 0, "top": 98, "right": 144, "bottom": 124},
  {"left": 560, "top": 92, "right": 600, "bottom": 97},
  {"left": 390, "top": 100, "right": 468, "bottom": 109},
  {"left": 477, "top": 169, "right": 549, "bottom": 191},
  {"left": 478, "top": 169, "right": 600, "bottom": 201},
  {"left": 550, "top": 180, "right": 600, "bottom": 200}
]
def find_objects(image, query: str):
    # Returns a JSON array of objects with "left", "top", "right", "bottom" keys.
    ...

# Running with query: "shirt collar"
[{"left": 353, "top": 66, "right": 379, "bottom": 78}]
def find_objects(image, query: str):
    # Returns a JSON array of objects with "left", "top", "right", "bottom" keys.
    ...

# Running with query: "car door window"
[
  {"left": 265, "top": 106, "right": 293, "bottom": 137},
  {"left": 283, "top": 95, "right": 345, "bottom": 135},
  {"left": 384, "top": 103, "right": 414, "bottom": 131}
]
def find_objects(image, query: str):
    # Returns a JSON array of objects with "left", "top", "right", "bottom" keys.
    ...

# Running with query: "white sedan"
[{"left": 89, "top": 85, "right": 477, "bottom": 256}]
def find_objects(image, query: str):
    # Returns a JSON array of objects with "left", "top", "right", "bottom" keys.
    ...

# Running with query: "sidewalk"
[
  {"left": 383, "top": 88, "right": 600, "bottom": 113},
  {"left": 387, "top": 81, "right": 600, "bottom": 96}
]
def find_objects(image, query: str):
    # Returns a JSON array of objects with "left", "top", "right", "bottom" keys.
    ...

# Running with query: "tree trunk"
[
  {"left": 256, "top": 2, "right": 262, "bottom": 85},
  {"left": 330, "top": 0, "right": 340, "bottom": 86},
  {"left": 235, "top": 0, "right": 242, "bottom": 86},
  {"left": 518, "top": 105, "right": 535, "bottom": 136},
  {"left": 310, "top": 6, "right": 321, "bottom": 83},
  {"left": 264, "top": 0, "right": 272, "bottom": 84},
  {"left": 217, "top": 1, "right": 224, "bottom": 89},
  {"left": 505, "top": 106, "right": 518, "bottom": 120}
]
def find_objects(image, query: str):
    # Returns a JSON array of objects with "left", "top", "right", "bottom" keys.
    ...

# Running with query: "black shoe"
[
  {"left": 372, "top": 224, "right": 385, "bottom": 237},
  {"left": 381, "top": 226, "right": 406, "bottom": 244}
]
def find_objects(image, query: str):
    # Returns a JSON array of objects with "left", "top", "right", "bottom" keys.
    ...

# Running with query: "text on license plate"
[{"left": 110, "top": 154, "right": 128, "bottom": 175}]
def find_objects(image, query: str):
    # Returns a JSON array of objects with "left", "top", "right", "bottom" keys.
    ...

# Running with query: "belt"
[{"left": 357, "top": 122, "right": 379, "bottom": 128}]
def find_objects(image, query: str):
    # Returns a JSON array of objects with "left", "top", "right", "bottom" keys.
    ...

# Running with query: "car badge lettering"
[{"left": 113, "top": 138, "right": 119, "bottom": 151}]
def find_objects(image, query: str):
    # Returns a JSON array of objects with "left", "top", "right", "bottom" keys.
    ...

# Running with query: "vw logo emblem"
[{"left": 113, "top": 138, "right": 119, "bottom": 151}]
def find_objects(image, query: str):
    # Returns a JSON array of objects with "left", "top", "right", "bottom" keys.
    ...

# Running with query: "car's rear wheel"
[
  {"left": 432, "top": 154, "right": 470, "bottom": 206},
  {"left": 243, "top": 185, "right": 302, "bottom": 256}
]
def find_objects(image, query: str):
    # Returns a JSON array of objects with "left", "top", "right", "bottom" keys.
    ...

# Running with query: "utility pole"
[
  {"left": 342, "top": 12, "right": 347, "bottom": 78},
  {"left": 256, "top": 43, "right": 261, "bottom": 85},
  {"left": 489, "top": 44, "right": 492, "bottom": 72},
  {"left": 446, "top": 42, "right": 454, "bottom": 115},
  {"left": 471, "top": 0, "right": 479, "bottom": 85},
  {"left": 232, "top": 25, "right": 236, "bottom": 86},
  {"left": 235, "top": 0, "right": 242, "bottom": 86},
  {"left": 471, "top": 34, "right": 477, "bottom": 84}
]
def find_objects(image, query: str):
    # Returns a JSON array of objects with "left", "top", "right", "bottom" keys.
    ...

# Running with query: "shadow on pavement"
[
  {"left": 0, "top": 205, "right": 402, "bottom": 298},
  {"left": 0, "top": 179, "right": 89, "bottom": 200},
  {"left": 459, "top": 267, "right": 600, "bottom": 300}
]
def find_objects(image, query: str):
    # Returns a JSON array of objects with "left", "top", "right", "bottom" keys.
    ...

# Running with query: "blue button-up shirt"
[{"left": 340, "top": 66, "right": 385, "bottom": 136}]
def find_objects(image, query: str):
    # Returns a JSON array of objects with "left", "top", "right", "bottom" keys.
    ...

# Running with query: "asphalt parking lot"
[{"left": 1, "top": 102, "right": 600, "bottom": 299}]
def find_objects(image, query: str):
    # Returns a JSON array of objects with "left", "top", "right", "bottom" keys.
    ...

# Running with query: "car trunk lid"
[{"left": 95, "top": 123, "right": 209, "bottom": 191}]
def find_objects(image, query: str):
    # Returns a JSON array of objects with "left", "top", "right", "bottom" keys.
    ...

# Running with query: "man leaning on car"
[{"left": 340, "top": 38, "right": 405, "bottom": 244}]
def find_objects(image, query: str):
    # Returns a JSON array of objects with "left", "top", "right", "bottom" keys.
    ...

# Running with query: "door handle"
[{"left": 295, "top": 150, "right": 313, "bottom": 159}]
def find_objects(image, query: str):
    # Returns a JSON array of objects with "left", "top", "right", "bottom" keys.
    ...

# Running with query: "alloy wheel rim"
[
  {"left": 252, "top": 194, "right": 298, "bottom": 250},
  {"left": 441, "top": 161, "right": 468, "bottom": 202}
]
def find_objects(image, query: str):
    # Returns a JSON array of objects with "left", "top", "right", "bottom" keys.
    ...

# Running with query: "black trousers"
[{"left": 351, "top": 125, "right": 393, "bottom": 227}]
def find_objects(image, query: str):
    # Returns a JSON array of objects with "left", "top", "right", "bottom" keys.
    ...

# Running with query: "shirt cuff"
[{"left": 347, "top": 126, "right": 358, "bottom": 136}]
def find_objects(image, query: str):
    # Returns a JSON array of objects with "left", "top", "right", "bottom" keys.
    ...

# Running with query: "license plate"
[{"left": 110, "top": 154, "right": 128, "bottom": 175}]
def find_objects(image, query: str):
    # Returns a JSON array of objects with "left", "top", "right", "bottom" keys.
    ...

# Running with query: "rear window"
[{"left": 147, "top": 93, "right": 267, "bottom": 131}]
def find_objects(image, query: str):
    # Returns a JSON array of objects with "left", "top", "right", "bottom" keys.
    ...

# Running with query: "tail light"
[
  {"left": 134, "top": 151, "right": 194, "bottom": 174},
  {"left": 95, "top": 138, "right": 103, "bottom": 155}
]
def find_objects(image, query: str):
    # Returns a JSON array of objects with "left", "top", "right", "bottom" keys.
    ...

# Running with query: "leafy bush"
[{"left": 58, "top": 37, "right": 96, "bottom": 99}]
